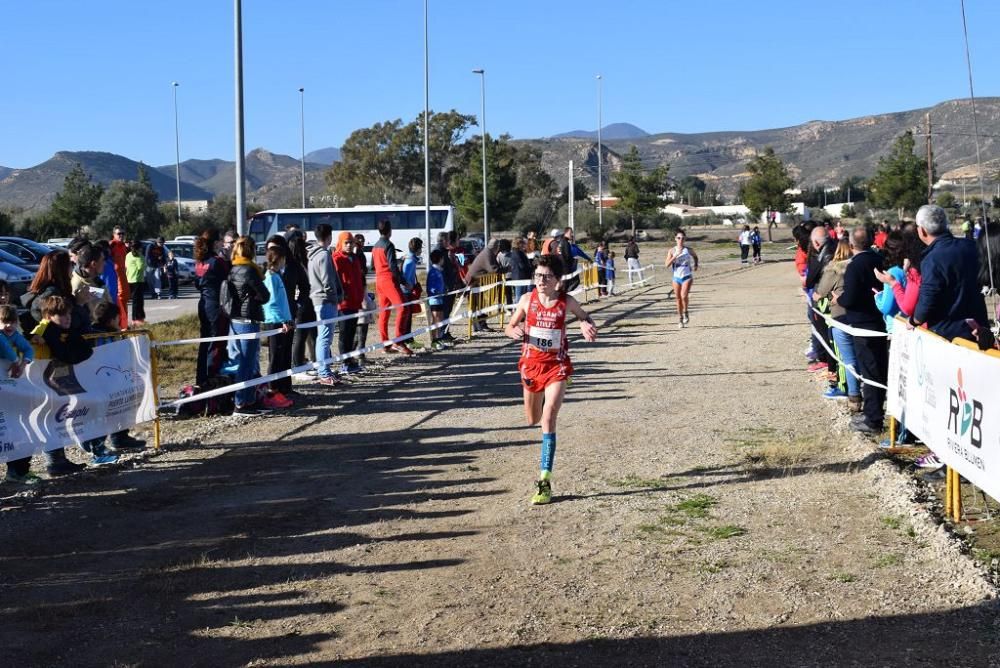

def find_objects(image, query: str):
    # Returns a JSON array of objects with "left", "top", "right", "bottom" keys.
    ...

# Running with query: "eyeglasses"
[
  {"left": 114, "top": 231, "right": 123, "bottom": 237},
  {"left": 533, "top": 273, "right": 556, "bottom": 282}
]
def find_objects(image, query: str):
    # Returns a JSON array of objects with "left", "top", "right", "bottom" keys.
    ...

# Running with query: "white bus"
[{"left": 247, "top": 205, "right": 454, "bottom": 265}]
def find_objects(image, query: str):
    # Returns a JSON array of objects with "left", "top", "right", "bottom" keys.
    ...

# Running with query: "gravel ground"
[{"left": 1, "top": 239, "right": 998, "bottom": 667}]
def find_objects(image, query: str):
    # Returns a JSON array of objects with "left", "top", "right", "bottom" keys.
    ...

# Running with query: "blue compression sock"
[{"left": 540, "top": 432, "right": 556, "bottom": 479}]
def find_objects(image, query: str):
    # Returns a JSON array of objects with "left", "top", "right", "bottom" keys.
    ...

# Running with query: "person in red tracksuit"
[{"left": 372, "top": 219, "right": 413, "bottom": 355}]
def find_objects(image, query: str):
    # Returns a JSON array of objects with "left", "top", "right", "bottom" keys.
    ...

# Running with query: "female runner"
[
  {"left": 505, "top": 254, "right": 598, "bottom": 505},
  {"left": 664, "top": 229, "right": 699, "bottom": 328}
]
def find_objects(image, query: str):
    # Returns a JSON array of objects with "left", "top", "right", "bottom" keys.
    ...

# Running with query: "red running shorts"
[{"left": 518, "top": 356, "right": 574, "bottom": 393}]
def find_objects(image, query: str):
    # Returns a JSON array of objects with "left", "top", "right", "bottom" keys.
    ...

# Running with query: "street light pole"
[
  {"left": 596, "top": 74, "right": 603, "bottom": 229},
  {"left": 299, "top": 87, "right": 306, "bottom": 208},
  {"left": 172, "top": 82, "right": 182, "bottom": 222},
  {"left": 422, "top": 0, "right": 431, "bottom": 258},
  {"left": 233, "top": 0, "right": 247, "bottom": 235},
  {"left": 472, "top": 69, "right": 488, "bottom": 241}
]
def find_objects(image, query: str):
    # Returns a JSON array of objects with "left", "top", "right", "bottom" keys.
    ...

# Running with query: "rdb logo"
[{"left": 948, "top": 369, "right": 983, "bottom": 448}]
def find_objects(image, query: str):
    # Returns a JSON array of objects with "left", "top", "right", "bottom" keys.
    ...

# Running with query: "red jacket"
[
  {"left": 794, "top": 247, "right": 808, "bottom": 278},
  {"left": 332, "top": 250, "right": 365, "bottom": 311}
]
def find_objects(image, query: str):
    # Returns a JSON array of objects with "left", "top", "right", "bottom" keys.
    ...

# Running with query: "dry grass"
[
  {"left": 739, "top": 436, "right": 818, "bottom": 473},
  {"left": 148, "top": 314, "right": 200, "bottom": 395}
]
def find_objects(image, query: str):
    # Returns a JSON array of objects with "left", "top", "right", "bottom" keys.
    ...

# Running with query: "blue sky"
[{"left": 2, "top": 1, "right": 999, "bottom": 168}]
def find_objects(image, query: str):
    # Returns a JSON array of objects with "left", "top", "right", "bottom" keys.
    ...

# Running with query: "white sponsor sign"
[
  {"left": 888, "top": 323, "right": 1000, "bottom": 499},
  {"left": 0, "top": 337, "right": 155, "bottom": 462}
]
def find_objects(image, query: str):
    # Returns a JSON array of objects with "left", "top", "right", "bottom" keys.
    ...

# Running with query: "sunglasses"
[{"left": 534, "top": 273, "right": 556, "bottom": 282}]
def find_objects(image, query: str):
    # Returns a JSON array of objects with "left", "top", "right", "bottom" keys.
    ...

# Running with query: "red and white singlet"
[{"left": 518, "top": 291, "right": 573, "bottom": 391}]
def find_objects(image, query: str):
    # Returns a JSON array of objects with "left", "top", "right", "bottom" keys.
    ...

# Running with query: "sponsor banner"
[
  {"left": 888, "top": 323, "right": 1000, "bottom": 499},
  {"left": 0, "top": 337, "right": 155, "bottom": 463}
]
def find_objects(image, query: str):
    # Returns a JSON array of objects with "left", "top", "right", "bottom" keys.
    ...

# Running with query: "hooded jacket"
[
  {"left": 332, "top": 232, "right": 365, "bottom": 311},
  {"left": 307, "top": 240, "right": 344, "bottom": 308}
]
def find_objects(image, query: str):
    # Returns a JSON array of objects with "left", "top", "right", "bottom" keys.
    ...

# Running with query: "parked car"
[
  {"left": 46, "top": 237, "right": 73, "bottom": 247},
  {"left": 0, "top": 252, "right": 35, "bottom": 305},
  {"left": 458, "top": 237, "right": 485, "bottom": 255},
  {"left": 173, "top": 235, "right": 197, "bottom": 243},
  {"left": 0, "top": 236, "right": 55, "bottom": 265},
  {"left": 139, "top": 240, "right": 195, "bottom": 287},
  {"left": 0, "top": 247, "right": 38, "bottom": 273}
]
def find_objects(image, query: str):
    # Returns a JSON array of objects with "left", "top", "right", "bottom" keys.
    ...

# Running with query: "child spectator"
[
  {"left": 400, "top": 237, "right": 423, "bottom": 342},
  {"left": 332, "top": 232, "right": 365, "bottom": 373},
  {"left": 165, "top": 251, "right": 179, "bottom": 299},
  {"left": 30, "top": 295, "right": 95, "bottom": 473},
  {"left": 427, "top": 249, "right": 447, "bottom": 351},
  {"left": 1, "top": 300, "right": 38, "bottom": 485},
  {"left": 126, "top": 241, "right": 147, "bottom": 325},
  {"left": 89, "top": 301, "right": 146, "bottom": 453},
  {"left": 261, "top": 245, "right": 294, "bottom": 410},
  {"left": 606, "top": 251, "right": 617, "bottom": 295}
]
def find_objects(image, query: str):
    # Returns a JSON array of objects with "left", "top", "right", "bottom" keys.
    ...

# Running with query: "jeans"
[
  {"left": 316, "top": 302, "right": 337, "bottom": 379},
  {"left": 831, "top": 327, "right": 860, "bottom": 398},
  {"left": 266, "top": 325, "right": 293, "bottom": 394},
  {"left": 196, "top": 301, "right": 229, "bottom": 386},
  {"left": 230, "top": 320, "right": 261, "bottom": 408},
  {"left": 291, "top": 301, "right": 316, "bottom": 367},
  {"left": 740, "top": 244, "right": 750, "bottom": 263}
]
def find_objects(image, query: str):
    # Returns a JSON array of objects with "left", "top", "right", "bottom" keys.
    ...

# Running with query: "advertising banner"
[
  {"left": 888, "top": 324, "right": 1000, "bottom": 500},
  {"left": 0, "top": 337, "right": 155, "bottom": 463}
]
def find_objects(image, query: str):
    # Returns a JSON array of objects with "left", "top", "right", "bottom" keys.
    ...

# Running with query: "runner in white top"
[{"left": 663, "top": 228, "right": 699, "bottom": 328}]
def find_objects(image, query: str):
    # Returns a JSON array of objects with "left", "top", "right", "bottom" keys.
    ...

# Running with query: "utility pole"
[{"left": 925, "top": 112, "right": 934, "bottom": 204}]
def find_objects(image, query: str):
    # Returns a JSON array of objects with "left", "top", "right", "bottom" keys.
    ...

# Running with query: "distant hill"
[
  {"left": 552, "top": 123, "right": 650, "bottom": 140},
  {"left": 304, "top": 147, "right": 341, "bottom": 165},
  {"left": 0, "top": 166, "right": 12, "bottom": 181},
  {"left": 155, "top": 148, "right": 329, "bottom": 207},
  {"left": 525, "top": 98, "right": 1000, "bottom": 197},
  {"left": 0, "top": 151, "right": 212, "bottom": 211}
]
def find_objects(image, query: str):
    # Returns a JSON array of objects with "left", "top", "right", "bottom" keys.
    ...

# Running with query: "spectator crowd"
[
  {"left": 2, "top": 222, "right": 647, "bottom": 486},
  {"left": 794, "top": 205, "right": 998, "bottom": 469}
]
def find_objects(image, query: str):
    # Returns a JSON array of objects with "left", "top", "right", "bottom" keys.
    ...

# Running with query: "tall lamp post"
[
  {"left": 422, "top": 0, "right": 431, "bottom": 256},
  {"left": 596, "top": 74, "right": 603, "bottom": 229},
  {"left": 299, "top": 87, "right": 306, "bottom": 208},
  {"left": 233, "top": 0, "right": 247, "bottom": 235},
  {"left": 472, "top": 68, "right": 488, "bottom": 241},
  {"left": 172, "top": 81, "right": 182, "bottom": 221}
]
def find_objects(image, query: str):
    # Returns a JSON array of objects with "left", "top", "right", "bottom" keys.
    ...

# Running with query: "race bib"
[{"left": 528, "top": 326, "right": 561, "bottom": 351}]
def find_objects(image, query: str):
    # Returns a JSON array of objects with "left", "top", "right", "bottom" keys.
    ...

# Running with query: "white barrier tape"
[
  {"left": 809, "top": 323, "right": 889, "bottom": 391},
  {"left": 811, "top": 307, "right": 889, "bottom": 338},
  {"left": 154, "top": 281, "right": 499, "bottom": 348}
]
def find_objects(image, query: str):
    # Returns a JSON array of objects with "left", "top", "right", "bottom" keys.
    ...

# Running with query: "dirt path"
[{"left": 2, "top": 250, "right": 997, "bottom": 667}]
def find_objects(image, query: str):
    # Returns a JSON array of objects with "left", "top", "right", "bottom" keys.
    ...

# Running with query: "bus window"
[
  {"left": 248, "top": 213, "right": 273, "bottom": 244},
  {"left": 276, "top": 212, "right": 310, "bottom": 233},
  {"left": 380, "top": 211, "right": 406, "bottom": 230},
  {"left": 344, "top": 211, "right": 376, "bottom": 231}
]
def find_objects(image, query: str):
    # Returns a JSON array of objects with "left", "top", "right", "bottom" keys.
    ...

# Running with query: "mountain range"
[{"left": 3, "top": 97, "right": 999, "bottom": 211}]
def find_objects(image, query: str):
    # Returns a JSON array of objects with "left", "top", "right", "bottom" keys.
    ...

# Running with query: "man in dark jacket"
[
  {"left": 835, "top": 226, "right": 886, "bottom": 434},
  {"left": 910, "top": 205, "right": 990, "bottom": 344},
  {"left": 436, "top": 231, "right": 461, "bottom": 340},
  {"left": 509, "top": 237, "right": 532, "bottom": 302},
  {"left": 465, "top": 239, "right": 501, "bottom": 332}
]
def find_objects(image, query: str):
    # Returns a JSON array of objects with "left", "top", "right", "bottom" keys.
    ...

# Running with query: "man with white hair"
[{"left": 910, "top": 205, "right": 990, "bottom": 344}]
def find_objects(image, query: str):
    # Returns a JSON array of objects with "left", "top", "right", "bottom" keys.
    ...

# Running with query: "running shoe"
[
  {"left": 315, "top": 376, "right": 340, "bottom": 387},
  {"left": 4, "top": 471, "right": 42, "bottom": 485},
  {"left": 46, "top": 460, "right": 86, "bottom": 476},
  {"left": 823, "top": 387, "right": 847, "bottom": 399},
  {"left": 389, "top": 343, "right": 414, "bottom": 356},
  {"left": 807, "top": 362, "right": 828, "bottom": 372},
  {"left": 852, "top": 421, "right": 882, "bottom": 435},
  {"left": 683, "top": 312, "right": 690, "bottom": 325},
  {"left": 233, "top": 405, "right": 268, "bottom": 417},
  {"left": 531, "top": 478, "right": 552, "bottom": 505},
  {"left": 262, "top": 392, "right": 293, "bottom": 410},
  {"left": 431, "top": 340, "right": 447, "bottom": 351},
  {"left": 91, "top": 454, "right": 119, "bottom": 466},
  {"left": 915, "top": 453, "right": 944, "bottom": 469}
]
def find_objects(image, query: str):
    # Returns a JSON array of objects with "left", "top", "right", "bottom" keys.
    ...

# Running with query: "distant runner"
[
  {"left": 664, "top": 228, "right": 699, "bottom": 328},
  {"left": 505, "top": 254, "right": 598, "bottom": 505}
]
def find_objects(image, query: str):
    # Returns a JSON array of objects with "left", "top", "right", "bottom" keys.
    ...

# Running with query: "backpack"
[
  {"left": 219, "top": 278, "right": 239, "bottom": 318},
  {"left": 174, "top": 379, "right": 235, "bottom": 418}
]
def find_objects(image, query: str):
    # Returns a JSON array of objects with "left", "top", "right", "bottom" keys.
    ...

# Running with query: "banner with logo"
[
  {"left": 0, "top": 337, "right": 155, "bottom": 463},
  {"left": 888, "top": 323, "right": 1000, "bottom": 500}
]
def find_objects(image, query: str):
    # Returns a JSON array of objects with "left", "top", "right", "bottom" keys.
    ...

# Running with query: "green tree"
[
  {"left": 450, "top": 134, "right": 523, "bottom": 233},
  {"left": 0, "top": 210, "right": 12, "bottom": 236},
  {"left": 609, "top": 146, "right": 669, "bottom": 237},
  {"left": 513, "top": 196, "right": 558, "bottom": 234},
  {"left": 676, "top": 175, "right": 707, "bottom": 206},
  {"left": 936, "top": 191, "right": 957, "bottom": 210},
  {"left": 44, "top": 164, "right": 104, "bottom": 238},
  {"left": 867, "top": 131, "right": 931, "bottom": 217},
  {"left": 513, "top": 144, "right": 558, "bottom": 200},
  {"left": 738, "top": 147, "right": 795, "bottom": 241},
  {"left": 560, "top": 178, "right": 591, "bottom": 204},
  {"left": 93, "top": 175, "right": 165, "bottom": 240},
  {"left": 420, "top": 110, "right": 477, "bottom": 203}
]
